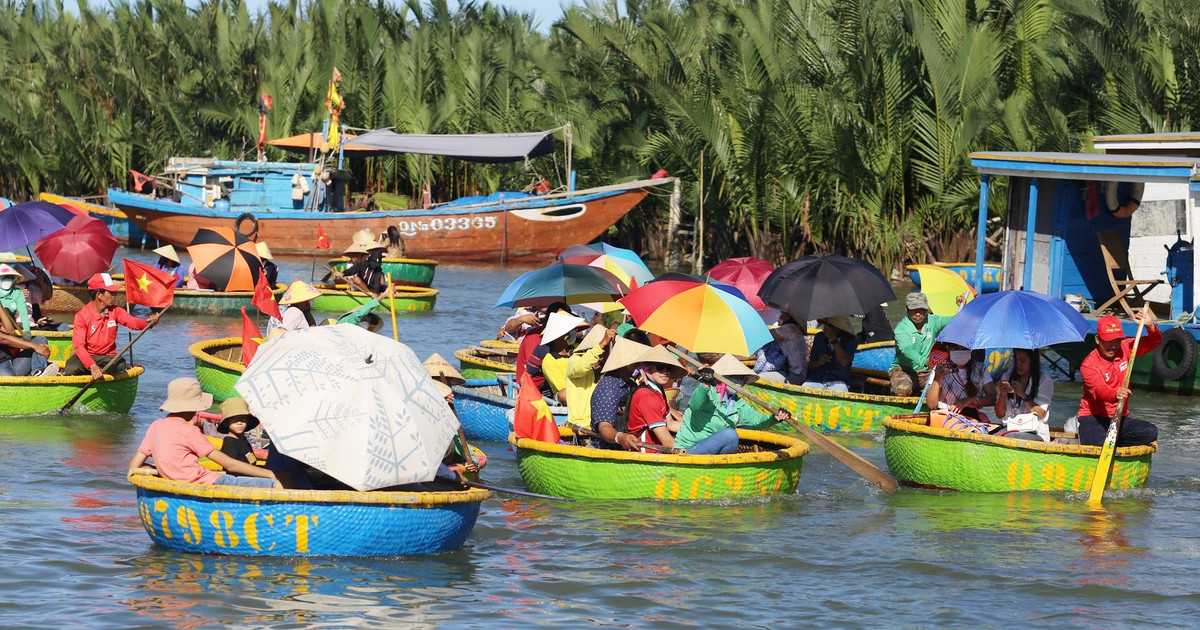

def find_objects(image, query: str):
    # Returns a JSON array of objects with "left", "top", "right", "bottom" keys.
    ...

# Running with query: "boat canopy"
[{"left": 348, "top": 129, "right": 556, "bottom": 163}]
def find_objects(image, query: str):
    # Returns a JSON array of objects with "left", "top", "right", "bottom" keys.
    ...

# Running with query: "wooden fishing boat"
[
  {"left": 743, "top": 378, "right": 919, "bottom": 432},
  {"left": 883, "top": 413, "right": 1155, "bottom": 492},
  {"left": 455, "top": 346, "right": 516, "bottom": 380},
  {"left": 327, "top": 256, "right": 438, "bottom": 287},
  {"left": 453, "top": 377, "right": 568, "bottom": 442},
  {"left": 0, "top": 366, "right": 144, "bottom": 415},
  {"left": 510, "top": 427, "right": 807, "bottom": 500},
  {"left": 907, "top": 262, "right": 1002, "bottom": 293},
  {"left": 190, "top": 337, "right": 244, "bottom": 403},
  {"left": 311, "top": 284, "right": 438, "bottom": 314},
  {"left": 129, "top": 473, "right": 490, "bottom": 556}
]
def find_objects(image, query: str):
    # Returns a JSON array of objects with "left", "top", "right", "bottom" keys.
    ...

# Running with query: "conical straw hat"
[
  {"left": 255, "top": 242, "right": 274, "bottom": 260},
  {"left": 279, "top": 280, "right": 322, "bottom": 305},
  {"left": 423, "top": 353, "right": 465, "bottom": 385},
  {"left": 352, "top": 229, "right": 376, "bottom": 246},
  {"left": 602, "top": 336, "right": 652, "bottom": 373},
  {"left": 574, "top": 325, "right": 609, "bottom": 353},
  {"left": 542, "top": 311, "right": 586, "bottom": 344},
  {"left": 636, "top": 344, "right": 686, "bottom": 370},
  {"left": 152, "top": 244, "right": 180, "bottom": 263},
  {"left": 710, "top": 353, "right": 756, "bottom": 379}
]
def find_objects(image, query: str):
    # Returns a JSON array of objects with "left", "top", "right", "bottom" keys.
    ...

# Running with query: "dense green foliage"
[{"left": 1, "top": 0, "right": 1196, "bottom": 270}]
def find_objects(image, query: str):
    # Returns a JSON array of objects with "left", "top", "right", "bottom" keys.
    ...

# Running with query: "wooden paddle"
[
  {"left": 669, "top": 346, "right": 898, "bottom": 494},
  {"left": 568, "top": 423, "right": 685, "bottom": 454},
  {"left": 386, "top": 272, "right": 398, "bottom": 341},
  {"left": 59, "top": 305, "right": 170, "bottom": 414},
  {"left": 1087, "top": 314, "right": 1148, "bottom": 506}
]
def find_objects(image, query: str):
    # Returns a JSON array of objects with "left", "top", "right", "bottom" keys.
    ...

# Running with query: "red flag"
[
  {"left": 316, "top": 225, "right": 331, "bottom": 250},
  {"left": 240, "top": 307, "right": 265, "bottom": 365},
  {"left": 252, "top": 271, "right": 281, "bottom": 319},
  {"left": 513, "top": 373, "right": 561, "bottom": 443},
  {"left": 123, "top": 259, "right": 175, "bottom": 308}
]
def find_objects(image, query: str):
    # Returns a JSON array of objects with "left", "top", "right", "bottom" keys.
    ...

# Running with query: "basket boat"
[
  {"left": 0, "top": 365, "right": 144, "bottom": 415},
  {"left": 39, "top": 329, "right": 74, "bottom": 363},
  {"left": 42, "top": 283, "right": 127, "bottom": 314},
  {"left": 41, "top": 276, "right": 285, "bottom": 315},
  {"left": 129, "top": 473, "right": 490, "bottom": 556},
  {"left": 453, "top": 377, "right": 566, "bottom": 442},
  {"left": 454, "top": 347, "right": 516, "bottom": 380},
  {"left": 190, "top": 337, "right": 244, "bottom": 403},
  {"left": 326, "top": 257, "right": 438, "bottom": 287},
  {"left": 853, "top": 341, "right": 897, "bottom": 372},
  {"left": 510, "top": 427, "right": 808, "bottom": 500},
  {"left": 743, "top": 378, "right": 919, "bottom": 432},
  {"left": 311, "top": 284, "right": 438, "bottom": 314},
  {"left": 906, "top": 262, "right": 1003, "bottom": 293},
  {"left": 882, "top": 414, "right": 1155, "bottom": 492}
]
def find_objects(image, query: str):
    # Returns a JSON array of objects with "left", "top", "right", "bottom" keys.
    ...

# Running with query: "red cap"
[
  {"left": 1096, "top": 315, "right": 1125, "bottom": 341},
  {"left": 87, "top": 273, "right": 122, "bottom": 291}
]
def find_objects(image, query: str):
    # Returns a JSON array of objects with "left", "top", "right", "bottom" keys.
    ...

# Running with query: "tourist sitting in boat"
[
  {"left": 802, "top": 316, "right": 858, "bottom": 392},
  {"left": 754, "top": 311, "right": 808, "bottom": 384},
  {"left": 128, "top": 378, "right": 280, "bottom": 488},
  {"left": 993, "top": 348, "right": 1053, "bottom": 442},
  {"left": 500, "top": 306, "right": 542, "bottom": 341},
  {"left": 620, "top": 345, "right": 688, "bottom": 452},
  {"left": 151, "top": 245, "right": 186, "bottom": 288},
  {"left": 0, "top": 264, "right": 34, "bottom": 339},
  {"left": 927, "top": 344, "right": 996, "bottom": 422},
  {"left": 65, "top": 273, "right": 159, "bottom": 378},
  {"left": 269, "top": 280, "right": 321, "bottom": 336},
  {"left": 565, "top": 324, "right": 618, "bottom": 429},
  {"left": 341, "top": 234, "right": 388, "bottom": 299},
  {"left": 378, "top": 226, "right": 406, "bottom": 259},
  {"left": 0, "top": 306, "right": 55, "bottom": 377},
  {"left": 590, "top": 335, "right": 652, "bottom": 450},
  {"left": 675, "top": 354, "right": 791, "bottom": 455},
  {"left": 858, "top": 304, "right": 894, "bottom": 344},
  {"left": 185, "top": 261, "right": 215, "bottom": 290},
  {"left": 263, "top": 435, "right": 313, "bottom": 489},
  {"left": 256, "top": 242, "right": 278, "bottom": 288},
  {"left": 527, "top": 311, "right": 587, "bottom": 403},
  {"left": 217, "top": 397, "right": 260, "bottom": 465},
  {"left": 889, "top": 292, "right": 954, "bottom": 396},
  {"left": 1076, "top": 312, "right": 1161, "bottom": 447}
]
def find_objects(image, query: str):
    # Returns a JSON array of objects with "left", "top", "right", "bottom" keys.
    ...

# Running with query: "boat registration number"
[{"left": 397, "top": 216, "right": 497, "bottom": 236}]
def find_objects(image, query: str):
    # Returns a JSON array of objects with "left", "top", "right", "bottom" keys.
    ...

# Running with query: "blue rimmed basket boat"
[
  {"left": 454, "top": 376, "right": 567, "bottom": 442},
  {"left": 129, "top": 473, "right": 490, "bottom": 556}
]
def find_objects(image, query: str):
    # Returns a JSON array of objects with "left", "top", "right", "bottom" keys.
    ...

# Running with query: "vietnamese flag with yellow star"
[
  {"left": 240, "top": 307, "right": 265, "bottom": 365},
  {"left": 123, "top": 259, "right": 176, "bottom": 308}
]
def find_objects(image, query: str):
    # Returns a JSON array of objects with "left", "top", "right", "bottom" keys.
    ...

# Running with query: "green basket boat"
[
  {"left": 883, "top": 414, "right": 1155, "bottom": 493},
  {"left": 311, "top": 284, "right": 438, "bottom": 314},
  {"left": 1, "top": 365, "right": 145, "bottom": 415},
  {"left": 327, "top": 257, "right": 438, "bottom": 287},
  {"left": 164, "top": 284, "right": 287, "bottom": 315},
  {"left": 743, "top": 378, "right": 920, "bottom": 432},
  {"left": 510, "top": 427, "right": 808, "bottom": 500},
  {"left": 41, "top": 330, "right": 74, "bottom": 363},
  {"left": 190, "top": 337, "right": 244, "bottom": 403},
  {"left": 454, "top": 346, "right": 516, "bottom": 380}
]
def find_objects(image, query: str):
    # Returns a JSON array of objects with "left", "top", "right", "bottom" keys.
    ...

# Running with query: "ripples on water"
[{"left": 1, "top": 249, "right": 1198, "bottom": 628}]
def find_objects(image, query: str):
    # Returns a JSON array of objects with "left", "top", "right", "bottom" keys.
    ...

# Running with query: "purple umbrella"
[{"left": 0, "top": 201, "right": 76, "bottom": 251}]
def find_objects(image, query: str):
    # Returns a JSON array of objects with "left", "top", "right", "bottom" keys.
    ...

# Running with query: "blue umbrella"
[
  {"left": 936, "top": 290, "right": 1091, "bottom": 349},
  {"left": 494, "top": 263, "right": 628, "bottom": 308},
  {"left": 0, "top": 201, "right": 76, "bottom": 251}
]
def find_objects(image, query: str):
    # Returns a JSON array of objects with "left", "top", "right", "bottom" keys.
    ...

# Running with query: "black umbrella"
[{"left": 757, "top": 254, "right": 896, "bottom": 320}]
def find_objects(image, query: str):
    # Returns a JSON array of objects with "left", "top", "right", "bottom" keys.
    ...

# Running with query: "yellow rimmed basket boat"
[
  {"left": 883, "top": 413, "right": 1155, "bottom": 493},
  {"left": 1, "top": 365, "right": 144, "bottom": 415},
  {"left": 38, "top": 329, "right": 74, "bottom": 363},
  {"left": 510, "top": 427, "right": 808, "bottom": 500},
  {"left": 311, "top": 284, "right": 438, "bottom": 314},
  {"left": 326, "top": 257, "right": 439, "bottom": 287},
  {"left": 744, "top": 378, "right": 920, "bottom": 432},
  {"left": 40, "top": 275, "right": 285, "bottom": 315},
  {"left": 129, "top": 473, "right": 490, "bottom": 556},
  {"left": 189, "top": 337, "right": 244, "bottom": 403},
  {"left": 455, "top": 346, "right": 516, "bottom": 380}
]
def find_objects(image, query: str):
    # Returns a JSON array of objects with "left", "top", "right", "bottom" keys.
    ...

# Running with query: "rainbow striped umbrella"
[{"left": 618, "top": 280, "right": 772, "bottom": 355}]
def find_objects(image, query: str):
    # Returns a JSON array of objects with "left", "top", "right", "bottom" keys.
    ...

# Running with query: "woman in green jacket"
[{"left": 675, "top": 354, "right": 791, "bottom": 455}]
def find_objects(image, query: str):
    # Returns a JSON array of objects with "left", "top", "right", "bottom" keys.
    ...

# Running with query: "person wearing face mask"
[
  {"left": 927, "top": 344, "right": 997, "bottom": 421},
  {"left": 0, "top": 265, "right": 32, "bottom": 340}
]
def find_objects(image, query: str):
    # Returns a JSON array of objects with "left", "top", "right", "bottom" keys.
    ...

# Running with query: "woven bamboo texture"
[
  {"left": 744, "top": 378, "right": 919, "bottom": 432},
  {"left": 326, "top": 257, "right": 438, "bottom": 287},
  {"left": 454, "top": 348, "right": 515, "bottom": 380},
  {"left": 883, "top": 414, "right": 1154, "bottom": 492},
  {"left": 1, "top": 365, "right": 144, "bottom": 415},
  {"left": 190, "top": 337, "right": 244, "bottom": 403},
  {"left": 311, "top": 285, "right": 438, "bottom": 314}
]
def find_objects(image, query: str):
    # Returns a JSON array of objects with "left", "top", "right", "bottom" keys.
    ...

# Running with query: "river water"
[{"left": 2, "top": 248, "right": 1199, "bottom": 628}]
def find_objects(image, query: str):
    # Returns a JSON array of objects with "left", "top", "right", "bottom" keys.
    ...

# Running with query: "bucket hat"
[
  {"left": 160, "top": 377, "right": 214, "bottom": 413},
  {"left": 217, "top": 396, "right": 260, "bottom": 433}
]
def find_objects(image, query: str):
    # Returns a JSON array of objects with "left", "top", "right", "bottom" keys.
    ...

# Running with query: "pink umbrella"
[
  {"left": 707, "top": 256, "right": 775, "bottom": 310},
  {"left": 34, "top": 215, "right": 119, "bottom": 282}
]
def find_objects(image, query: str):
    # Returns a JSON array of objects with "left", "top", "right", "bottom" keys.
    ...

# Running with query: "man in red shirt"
[
  {"left": 65, "top": 273, "right": 159, "bottom": 378},
  {"left": 1076, "top": 311, "right": 1161, "bottom": 447}
]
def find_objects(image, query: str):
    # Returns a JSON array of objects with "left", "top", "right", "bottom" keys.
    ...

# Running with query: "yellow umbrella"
[{"left": 909, "top": 265, "right": 976, "bottom": 316}]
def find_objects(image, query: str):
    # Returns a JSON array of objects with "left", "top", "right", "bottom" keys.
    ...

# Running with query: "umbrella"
[
  {"left": 234, "top": 324, "right": 460, "bottom": 491},
  {"left": 560, "top": 253, "right": 654, "bottom": 288},
  {"left": 33, "top": 215, "right": 119, "bottom": 282},
  {"left": 618, "top": 280, "right": 772, "bottom": 355},
  {"left": 758, "top": 253, "right": 895, "bottom": 320},
  {"left": 0, "top": 201, "right": 78, "bottom": 251},
  {"left": 936, "top": 290, "right": 1092, "bottom": 350},
  {"left": 707, "top": 256, "right": 775, "bottom": 311},
  {"left": 908, "top": 264, "right": 976, "bottom": 316},
  {"left": 494, "top": 263, "right": 629, "bottom": 308},
  {"left": 187, "top": 226, "right": 262, "bottom": 291}
]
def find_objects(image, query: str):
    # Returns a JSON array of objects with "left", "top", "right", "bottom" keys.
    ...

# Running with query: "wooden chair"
[{"left": 1095, "top": 230, "right": 1165, "bottom": 318}]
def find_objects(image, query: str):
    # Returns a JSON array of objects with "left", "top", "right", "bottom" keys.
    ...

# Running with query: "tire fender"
[
  {"left": 235, "top": 212, "right": 259, "bottom": 241},
  {"left": 1152, "top": 326, "right": 1197, "bottom": 381}
]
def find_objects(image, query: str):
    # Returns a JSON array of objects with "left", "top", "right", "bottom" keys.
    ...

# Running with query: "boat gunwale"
[
  {"left": 509, "top": 428, "right": 809, "bottom": 465},
  {"left": 0, "top": 364, "right": 144, "bottom": 386},
  {"left": 326, "top": 256, "right": 439, "bottom": 268},
  {"left": 129, "top": 473, "right": 491, "bottom": 505},
  {"left": 315, "top": 284, "right": 440, "bottom": 298},
  {"left": 189, "top": 337, "right": 245, "bottom": 372},
  {"left": 454, "top": 348, "right": 514, "bottom": 372},
  {"left": 747, "top": 378, "right": 918, "bottom": 405},
  {"left": 883, "top": 413, "right": 1156, "bottom": 457}
]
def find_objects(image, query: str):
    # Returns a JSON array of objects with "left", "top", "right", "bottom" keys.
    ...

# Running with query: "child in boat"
[
  {"left": 217, "top": 397, "right": 260, "bottom": 465},
  {"left": 927, "top": 344, "right": 997, "bottom": 422},
  {"left": 152, "top": 245, "right": 186, "bottom": 288},
  {"left": 993, "top": 348, "right": 1054, "bottom": 441},
  {"left": 802, "top": 316, "right": 858, "bottom": 392},
  {"left": 589, "top": 335, "right": 652, "bottom": 449},
  {"left": 128, "top": 378, "right": 280, "bottom": 488},
  {"left": 1076, "top": 311, "right": 1161, "bottom": 447},
  {"left": 620, "top": 345, "right": 688, "bottom": 452},
  {"left": 676, "top": 354, "right": 791, "bottom": 455}
]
